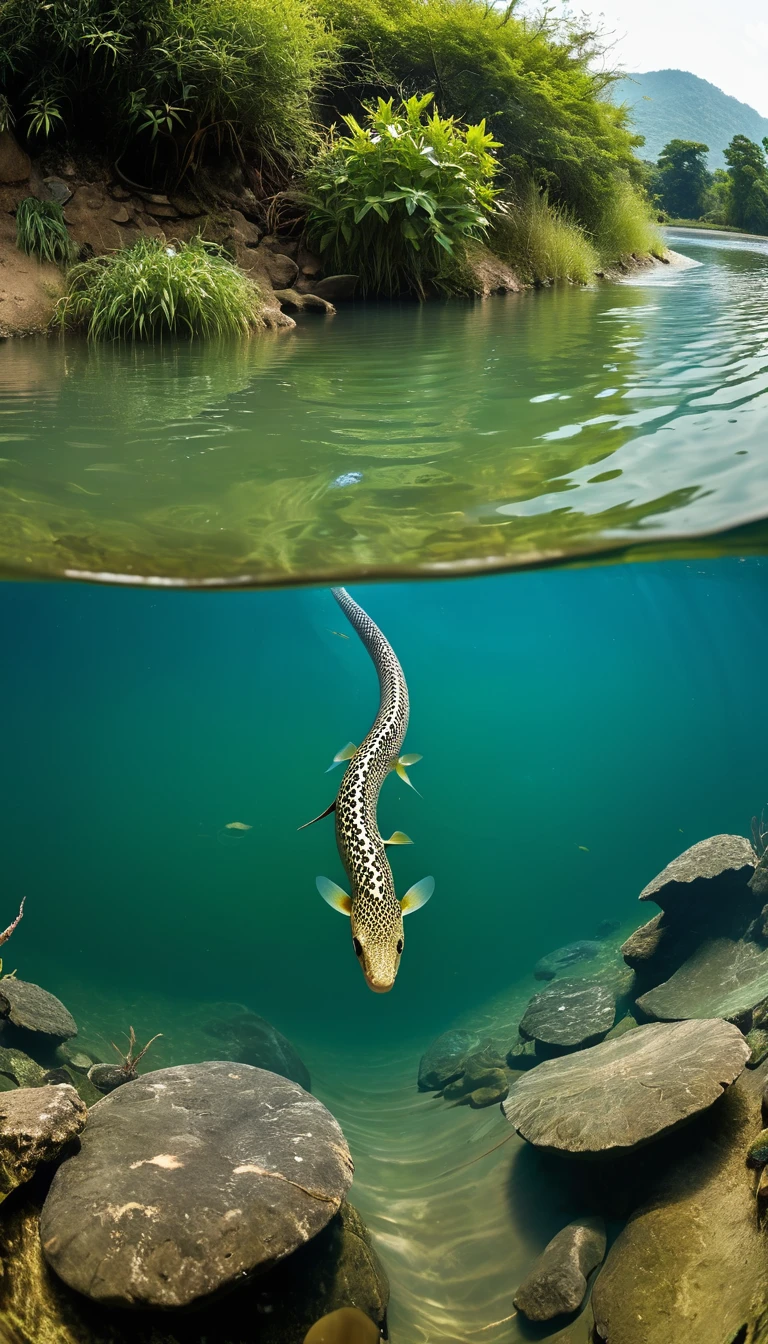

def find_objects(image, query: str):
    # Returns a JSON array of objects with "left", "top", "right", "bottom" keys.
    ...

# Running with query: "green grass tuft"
[
  {"left": 15, "top": 196, "right": 75, "bottom": 265},
  {"left": 56, "top": 237, "right": 265, "bottom": 341},
  {"left": 593, "top": 181, "right": 665, "bottom": 264},
  {"left": 490, "top": 183, "right": 599, "bottom": 285}
]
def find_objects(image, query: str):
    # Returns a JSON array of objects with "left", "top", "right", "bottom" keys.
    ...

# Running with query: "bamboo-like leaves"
[{"left": 15, "top": 196, "right": 75, "bottom": 266}]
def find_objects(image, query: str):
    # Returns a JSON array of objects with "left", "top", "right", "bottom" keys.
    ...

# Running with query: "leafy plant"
[
  {"left": 15, "top": 196, "right": 75, "bottom": 265},
  {"left": 724, "top": 135, "right": 768, "bottom": 234},
  {"left": 0, "top": 0, "right": 336, "bottom": 183},
  {"left": 56, "top": 237, "right": 265, "bottom": 340},
  {"left": 491, "top": 182, "right": 598, "bottom": 285},
  {"left": 306, "top": 93, "right": 502, "bottom": 297}
]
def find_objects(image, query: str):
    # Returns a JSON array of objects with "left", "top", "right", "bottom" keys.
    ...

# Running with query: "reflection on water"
[{"left": 1, "top": 232, "right": 768, "bottom": 583}]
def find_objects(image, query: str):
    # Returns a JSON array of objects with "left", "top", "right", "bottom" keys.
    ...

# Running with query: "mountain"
[{"left": 611, "top": 69, "right": 768, "bottom": 169}]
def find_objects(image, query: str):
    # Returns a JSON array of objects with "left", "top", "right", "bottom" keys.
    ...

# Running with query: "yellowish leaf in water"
[{"left": 225, "top": 822, "right": 252, "bottom": 831}]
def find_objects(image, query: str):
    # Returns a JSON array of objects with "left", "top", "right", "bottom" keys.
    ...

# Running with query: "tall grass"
[
  {"left": 56, "top": 238, "right": 264, "bottom": 340},
  {"left": 593, "top": 182, "right": 665, "bottom": 264},
  {"left": 15, "top": 197, "right": 75, "bottom": 265},
  {"left": 306, "top": 93, "right": 501, "bottom": 297},
  {"left": 490, "top": 184, "right": 598, "bottom": 284}
]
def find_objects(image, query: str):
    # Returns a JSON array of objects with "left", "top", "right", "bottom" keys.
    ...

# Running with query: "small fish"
[
  {"left": 578, "top": 845, "right": 590, "bottom": 852},
  {"left": 329, "top": 472, "right": 363, "bottom": 489},
  {"left": 303, "top": 1306, "right": 380, "bottom": 1343},
  {"left": 225, "top": 822, "right": 252, "bottom": 831},
  {"left": 329, "top": 630, "right": 350, "bottom": 640}
]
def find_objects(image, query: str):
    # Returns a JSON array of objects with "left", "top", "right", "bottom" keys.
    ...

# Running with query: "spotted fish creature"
[{"left": 300, "top": 587, "right": 433, "bottom": 992}]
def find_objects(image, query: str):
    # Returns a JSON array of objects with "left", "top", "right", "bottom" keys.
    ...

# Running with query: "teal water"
[
  {"left": 2, "top": 229, "right": 768, "bottom": 1342},
  {"left": 1, "top": 229, "right": 768, "bottom": 583}
]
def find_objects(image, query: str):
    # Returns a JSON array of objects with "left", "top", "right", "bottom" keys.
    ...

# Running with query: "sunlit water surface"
[{"left": 1, "top": 229, "right": 768, "bottom": 583}]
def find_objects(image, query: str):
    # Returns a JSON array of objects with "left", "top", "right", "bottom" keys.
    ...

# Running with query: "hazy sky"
[{"left": 575, "top": 0, "right": 768, "bottom": 116}]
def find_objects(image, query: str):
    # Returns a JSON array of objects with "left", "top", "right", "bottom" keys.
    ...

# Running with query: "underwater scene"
[{"left": 2, "top": 229, "right": 768, "bottom": 1344}]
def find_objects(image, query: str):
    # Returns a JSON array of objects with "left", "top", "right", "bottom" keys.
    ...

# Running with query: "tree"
[
  {"left": 724, "top": 134, "right": 768, "bottom": 233},
  {"left": 701, "top": 168, "right": 732, "bottom": 223},
  {"left": 655, "top": 139, "right": 711, "bottom": 219}
]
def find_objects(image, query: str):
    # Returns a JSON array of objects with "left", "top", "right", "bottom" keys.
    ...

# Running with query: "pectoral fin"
[
  {"left": 394, "top": 762, "right": 421, "bottom": 794},
  {"left": 398, "top": 753, "right": 423, "bottom": 767},
  {"left": 317, "top": 877, "right": 352, "bottom": 915},
  {"left": 326, "top": 742, "right": 357, "bottom": 772},
  {"left": 384, "top": 831, "right": 413, "bottom": 846},
  {"left": 297, "top": 800, "right": 336, "bottom": 831},
  {"left": 400, "top": 876, "right": 435, "bottom": 915}
]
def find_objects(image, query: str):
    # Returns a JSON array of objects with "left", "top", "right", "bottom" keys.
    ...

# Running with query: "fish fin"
[
  {"left": 326, "top": 741, "right": 357, "bottom": 772},
  {"left": 398, "top": 753, "right": 423, "bottom": 767},
  {"left": 394, "top": 762, "right": 422, "bottom": 795},
  {"left": 401, "top": 876, "right": 435, "bottom": 915},
  {"left": 384, "top": 831, "right": 413, "bottom": 846},
  {"left": 297, "top": 800, "right": 336, "bottom": 831},
  {"left": 316, "top": 877, "right": 352, "bottom": 916}
]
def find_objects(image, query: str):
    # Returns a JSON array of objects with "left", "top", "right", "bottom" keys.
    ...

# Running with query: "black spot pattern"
[{"left": 331, "top": 587, "right": 409, "bottom": 990}]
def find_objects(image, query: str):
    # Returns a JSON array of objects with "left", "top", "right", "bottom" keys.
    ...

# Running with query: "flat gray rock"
[
  {"left": 640, "top": 835, "right": 756, "bottom": 912},
  {"left": 0, "top": 980, "right": 77, "bottom": 1040},
  {"left": 519, "top": 980, "right": 616, "bottom": 1049},
  {"left": 636, "top": 937, "right": 768, "bottom": 1023},
  {"left": 418, "top": 1030, "right": 479, "bottom": 1091},
  {"left": 0, "top": 1084, "right": 86, "bottom": 1199},
  {"left": 204, "top": 1012, "right": 310, "bottom": 1091},
  {"left": 534, "top": 941, "right": 602, "bottom": 981},
  {"left": 515, "top": 1217, "right": 607, "bottom": 1321},
  {"left": 503, "top": 1019, "right": 749, "bottom": 1156},
  {"left": 40, "top": 1061, "right": 353, "bottom": 1309}
]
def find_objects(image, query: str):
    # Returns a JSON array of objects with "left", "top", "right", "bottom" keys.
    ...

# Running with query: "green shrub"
[
  {"left": 15, "top": 197, "right": 75, "bottom": 265},
  {"left": 306, "top": 93, "right": 501, "bottom": 297},
  {"left": 315, "top": 0, "right": 644, "bottom": 231},
  {"left": 0, "top": 0, "right": 335, "bottom": 181},
  {"left": 593, "top": 181, "right": 665, "bottom": 263},
  {"left": 56, "top": 237, "right": 264, "bottom": 340},
  {"left": 491, "top": 183, "right": 598, "bottom": 284}
]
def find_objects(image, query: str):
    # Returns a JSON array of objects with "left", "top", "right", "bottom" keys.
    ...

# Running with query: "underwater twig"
[
  {"left": 439, "top": 1131, "right": 515, "bottom": 1178},
  {"left": 0, "top": 897, "right": 26, "bottom": 979},
  {"left": 111, "top": 1026, "right": 163, "bottom": 1075}
]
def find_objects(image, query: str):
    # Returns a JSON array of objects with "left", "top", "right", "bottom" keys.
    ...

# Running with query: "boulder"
[
  {"left": 746, "top": 1129, "right": 768, "bottom": 1168},
  {"left": 0, "top": 1085, "right": 86, "bottom": 1201},
  {"left": 592, "top": 1064, "right": 768, "bottom": 1344},
  {"left": 418, "top": 1029, "right": 479, "bottom": 1091},
  {"left": 468, "top": 1079, "right": 508, "bottom": 1108},
  {"left": 312, "top": 275, "right": 359, "bottom": 302},
  {"left": 0, "top": 979, "right": 77, "bottom": 1043},
  {"left": 639, "top": 834, "right": 756, "bottom": 917},
  {"left": 204, "top": 1012, "right": 311, "bottom": 1090},
  {"left": 258, "top": 248, "right": 300, "bottom": 289},
  {"left": 519, "top": 980, "right": 616, "bottom": 1051},
  {"left": 506, "top": 1038, "right": 538, "bottom": 1069},
  {"left": 604, "top": 1015, "right": 638, "bottom": 1041},
  {"left": 746, "top": 1029, "right": 768, "bottom": 1068},
  {"left": 304, "top": 1306, "right": 380, "bottom": 1343},
  {"left": 274, "top": 288, "right": 335, "bottom": 314},
  {"left": 636, "top": 937, "right": 768, "bottom": 1025},
  {"left": 0, "top": 130, "right": 30, "bottom": 184},
  {"left": 514, "top": 1217, "right": 607, "bottom": 1321},
  {"left": 0, "top": 1046, "right": 46, "bottom": 1089},
  {"left": 42, "top": 177, "right": 73, "bottom": 206},
  {"left": 534, "top": 941, "right": 603, "bottom": 981},
  {"left": 40, "top": 1061, "right": 353, "bottom": 1309},
  {"left": 1, "top": 1195, "right": 387, "bottom": 1344},
  {"left": 503, "top": 1019, "right": 749, "bottom": 1157}
]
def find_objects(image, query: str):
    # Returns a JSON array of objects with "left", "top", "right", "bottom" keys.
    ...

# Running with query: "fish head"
[{"left": 350, "top": 904, "right": 404, "bottom": 994}]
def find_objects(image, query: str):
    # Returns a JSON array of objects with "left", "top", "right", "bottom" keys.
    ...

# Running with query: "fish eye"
[
  {"left": 352, "top": 936, "right": 363, "bottom": 958},
  {"left": 396, "top": 937, "right": 404, "bottom": 954}
]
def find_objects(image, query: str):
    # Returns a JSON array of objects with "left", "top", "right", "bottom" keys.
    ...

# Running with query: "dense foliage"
[
  {"left": 490, "top": 184, "right": 597, "bottom": 284},
  {"left": 57, "top": 237, "right": 264, "bottom": 339},
  {"left": 15, "top": 196, "right": 75, "bottom": 265},
  {"left": 724, "top": 135, "right": 768, "bottom": 233},
  {"left": 0, "top": 0, "right": 335, "bottom": 180},
  {"left": 314, "top": 0, "right": 645, "bottom": 237},
  {"left": 653, "top": 140, "right": 711, "bottom": 220},
  {"left": 306, "top": 94, "right": 501, "bottom": 296}
]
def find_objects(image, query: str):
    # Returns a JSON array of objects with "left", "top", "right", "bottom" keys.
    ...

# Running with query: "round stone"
[
  {"left": 519, "top": 979, "right": 616, "bottom": 1049},
  {"left": 0, "top": 980, "right": 77, "bottom": 1041},
  {"left": 503, "top": 1018, "right": 749, "bottom": 1156},
  {"left": 40, "top": 1061, "right": 354, "bottom": 1308}
]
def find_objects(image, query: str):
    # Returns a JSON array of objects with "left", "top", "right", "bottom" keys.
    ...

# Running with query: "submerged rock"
[
  {"left": 304, "top": 1306, "right": 380, "bottom": 1343},
  {"left": 519, "top": 980, "right": 616, "bottom": 1052},
  {"left": 746, "top": 1129, "right": 768, "bottom": 1169},
  {"left": 0, "top": 980, "right": 77, "bottom": 1043},
  {"left": 534, "top": 941, "right": 602, "bottom": 981},
  {"left": 503, "top": 1019, "right": 749, "bottom": 1156},
  {"left": 592, "top": 1064, "right": 768, "bottom": 1344},
  {"left": 205, "top": 1011, "right": 311, "bottom": 1091},
  {"left": 418, "top": 1029, "right": 479, "bottom": 1091},
  {"left": 0, "top": 1046, "right": 45, "bottom": 1089},
  {"left": 604, "top": 1015, "right": 638, "bottom": 1041},
  {"left": 1, "top": 1195, "right": 387, "bottom": 1344},
  {"left": 468, "top": 1081, "right": 508, "bottom": 1108},
  {"left": 86, "top": 1062, "right": 133, "bottom": 1094},
  {"left": 639, "top": 834, "right": 757, "bottom": 912},
  {"left": 746, "top": 1028, "right": 768, "bottom": 1068},
  {"left": 514, "top": 1217, "right": 607, "bottom": 1321},
  {"left": 506, "top": 1039, "right": 538, "bottom": 1069},
  {"left": 0, "top": 1084, "right": 86, "bottom": 1201},
  {"left": 41, "top": 1061, "right": 353, "bottom": 1309},
  {"left": 636, "top": 937, "right": 768, "bottom": 1025},
  {"left": 595, "top": 919, "right": 621, "bottom": 938}
]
